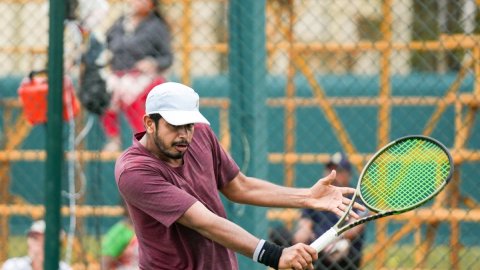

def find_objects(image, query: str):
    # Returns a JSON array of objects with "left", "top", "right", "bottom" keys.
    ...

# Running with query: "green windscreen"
[{"left": 360, "top": 137, "right": 451, "bottom": 212}]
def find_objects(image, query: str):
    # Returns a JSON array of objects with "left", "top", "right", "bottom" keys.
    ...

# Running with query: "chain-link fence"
[{"left": 1, "top": 0, "right": 479, "bottom": 269}]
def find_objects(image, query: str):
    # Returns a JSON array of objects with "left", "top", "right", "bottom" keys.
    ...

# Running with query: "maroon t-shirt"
[{"left": 115, "top": 124, "right": 240, "bottom": 269}]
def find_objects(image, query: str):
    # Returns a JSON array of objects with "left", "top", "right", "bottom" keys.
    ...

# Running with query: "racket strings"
[{"left": 360, "top": 138, "right": 451, "bottom": 211}]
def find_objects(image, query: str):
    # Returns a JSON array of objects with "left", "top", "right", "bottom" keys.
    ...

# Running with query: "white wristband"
[{"left": 252, "top": 239, "right": 266, "bottom": 262}]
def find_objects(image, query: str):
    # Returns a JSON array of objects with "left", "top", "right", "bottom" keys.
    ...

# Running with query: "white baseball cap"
[
  {"left": 145, "top": 82, "right": 210, "bottom": 126},
  {"left": 27, "top": 220, "right": 46, "bottom": 235}
]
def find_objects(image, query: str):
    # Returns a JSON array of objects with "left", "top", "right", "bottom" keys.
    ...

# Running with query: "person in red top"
[{"left": 115, "top": 82, "right": 364, "bottom": 270}]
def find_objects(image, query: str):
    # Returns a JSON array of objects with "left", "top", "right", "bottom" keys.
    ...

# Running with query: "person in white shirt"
[{"left": 1, "top": 220, "right": 71, "bottom": 270}]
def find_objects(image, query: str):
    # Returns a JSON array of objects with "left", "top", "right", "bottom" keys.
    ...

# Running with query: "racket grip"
[{"left": 309, "top": 227, "right": 339, "bottom": 253}]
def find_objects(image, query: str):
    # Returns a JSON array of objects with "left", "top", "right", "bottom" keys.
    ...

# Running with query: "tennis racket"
[{"left": 310, "top": 135, "right": 453, "bottom": 252}]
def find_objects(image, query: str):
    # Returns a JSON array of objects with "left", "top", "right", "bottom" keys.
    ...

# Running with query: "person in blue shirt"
[{"left": 293, "top": 152, "right": 366, "bottom": 270}]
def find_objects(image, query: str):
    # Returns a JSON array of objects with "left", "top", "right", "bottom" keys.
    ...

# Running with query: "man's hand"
[
  {"left": 278, "top": 243, "right": 318, "bottom": 270},
  {"left": 307, "top": 170, "right": 365, "bottom": 218}
]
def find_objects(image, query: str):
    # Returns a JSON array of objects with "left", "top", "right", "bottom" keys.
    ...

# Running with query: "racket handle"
[{"left": 309, "top": 227, "right": 339, "bottom": 253}]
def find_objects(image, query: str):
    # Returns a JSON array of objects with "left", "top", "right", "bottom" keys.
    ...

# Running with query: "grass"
[
  {"left": 6, "top": 237, "right": 480, "bottom": 269},
  {"left": 361, "top": 244, "right": 480, "bottom": 269},
  {"left": 6, "top": 236, "right": 101, "bottom": 263}
]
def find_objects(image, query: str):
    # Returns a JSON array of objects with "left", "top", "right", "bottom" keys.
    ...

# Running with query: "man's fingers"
[
  {"left": 319, "top": 170, "right": 336, "bottom": 184},
  {"left": 285, "top": 256, "right": 308, "bottom": 270},
  {"left": 352, "top": 201, "right": 366, "bottom": 212},
  {"left": 299, "top": 246, "right": 316, "bottom": 263},
  {"left": 341, "top": 196, "right": 367, "bottom": 212},
  {"left": 294, "top": 257, "right": 313, "bottom": 270},
  {"left": 280, "top": 244, "right": 318, "bottom": 270},
  {"left": 309, "top": 246, "right": 319, "bottom": 261},
  {"left": 348, "top": 209, "right": 360, "bottom": 219},
  {"left": 337, "top": 198, "right": 364, "bottom": 219},
  {"left": 340, "top": 186, "right": 356, "bottom": 194},
  {"left": 333, "top": 207, "right": 346, "bottom": 217}
]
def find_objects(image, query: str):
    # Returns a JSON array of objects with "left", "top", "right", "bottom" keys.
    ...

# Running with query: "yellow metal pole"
[
  {"left": 0, "top": 109, "right": 31, "bottom": 261},
  {"left": 219, "top": 103, "right": 231, "bottom": 152},
  {"left": 362, "top": 220, "right": 417, "bottom": 264},
  {"left": 417, "top": 223, "right": 440, "bottom": 267},
  {"left": 423, "top": 57, "right": 473, "bottom": 136},
  {"left": 273, "top": 4, "right": 360, "bottom": 173},
  {"left": 375, "top": 1, "right": 393, "bottom": 268},
  {"left": 181, "top": 0, "right": 192, "bottom": 85},
  {"left": 450, "top": 169, "right": 461, "bottom": 270},
  {"left": 293, "top": 56, "right": 359, "bottom": 171},
  {"left": 454, "top": 46, "right": 480, "bottom": 148},
  {"left": 284, "top": 0, "right": 296, "bottom": 188},
  {"left": 378, "top": 0, "right": 393, "bottom": 146}
]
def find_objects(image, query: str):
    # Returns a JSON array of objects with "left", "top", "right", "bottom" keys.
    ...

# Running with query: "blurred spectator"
[
  {"left": 1, "top": 220, "right": 71, "bottom": 270},
  {"left": 101, "top": 204, "right": 138, "bottom": 270},
  {"left": 293, "top": 152, "right": 366, "bottom": 270},
  {"left": 74, "top": 0, "right": 112, "bottom": 116},
  {"left": 102, "top": 0, "right": 173, "bottom": 151}
]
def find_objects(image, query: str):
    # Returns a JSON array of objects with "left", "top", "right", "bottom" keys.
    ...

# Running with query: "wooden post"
[
  {"left": 375, "top": 1, "right": 393, "bottom": 267},
  {"left": 0, "top": 107, "right": 32, "bottom": 261},
  {"left": 378, "top": 0, "right": 393, "bottom": 147},
  {"left": 284, "top": 0, "right": 296, "bottom": 188},
  {"left": 180, "top": 0, "right": 192, "bottom": 85}
]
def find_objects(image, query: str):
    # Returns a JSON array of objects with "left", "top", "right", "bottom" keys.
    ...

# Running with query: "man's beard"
[{"left": 153, "top": 133, "right": 186, "bottom": 160}]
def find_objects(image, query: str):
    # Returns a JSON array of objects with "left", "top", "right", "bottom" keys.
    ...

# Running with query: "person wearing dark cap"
[
  {"left": 1, "top": 220, "right": 71, "bottom": 270},
  {"left": 114, "top": 82, "right": 365, "bottom": 270},
  {"left": 293, "top": 152, "right": 367, "bottom": 270}
]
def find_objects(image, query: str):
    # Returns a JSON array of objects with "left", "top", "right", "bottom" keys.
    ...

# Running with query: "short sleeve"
[{"left": 202, "top": 126, "right": 240, "bottom": 189}]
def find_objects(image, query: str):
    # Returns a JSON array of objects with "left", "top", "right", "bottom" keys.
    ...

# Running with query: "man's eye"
[{"left": 172, "top": 124, "right": 194, "bottom": 131}]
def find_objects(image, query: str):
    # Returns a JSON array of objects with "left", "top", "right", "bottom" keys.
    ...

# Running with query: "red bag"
[{"left": 18, "top": 70, "right": 80, "bottom": 125}]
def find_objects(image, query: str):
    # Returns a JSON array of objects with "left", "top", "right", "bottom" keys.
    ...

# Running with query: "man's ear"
[{"left": 144, "top": 115, "right": 155, "bottom": 133}]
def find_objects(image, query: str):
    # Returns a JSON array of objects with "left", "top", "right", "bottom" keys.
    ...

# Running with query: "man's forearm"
[
  {"left": 223, "top": 174, "right": 310, "bottom": 208},
  {"left": 197, "top": 215, "right": 260, "bottom": 258},
  {"left": 178, "top": 201, "right": 259, "bottom": 258}
]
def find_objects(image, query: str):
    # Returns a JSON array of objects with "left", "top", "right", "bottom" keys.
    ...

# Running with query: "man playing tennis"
[{"left": 115, "top": 82, "right": 364, "bottom": 270}]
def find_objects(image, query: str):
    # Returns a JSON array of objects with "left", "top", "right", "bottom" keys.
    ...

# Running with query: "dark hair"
[
  {"left": 149, "top": 113, "right": 162, "bottom": 129},
  {"left": 151, "top": 0, "right": 170, "bottom": 30}
]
